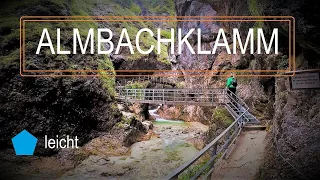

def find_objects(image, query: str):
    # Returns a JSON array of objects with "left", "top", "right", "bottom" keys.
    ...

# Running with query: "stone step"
[{"left": 243, "top": 125, "right": 267, "bottom": 131}]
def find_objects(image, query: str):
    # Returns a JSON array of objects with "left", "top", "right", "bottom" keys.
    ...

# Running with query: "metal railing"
[
  {"left": 116, "top": 76, "right": 177, "bottom": 87},
  {"left": 166, "top": 109, "right": 249, "bottom": 179},
  {"left": 116, "top": 87, "right": 260, "bottom": 179},
  {"left": 224, "top": 89, "right": 260, "bottom": 124},
  {"left": 116, "top": 88, "right": 225, "bottom": 106}
]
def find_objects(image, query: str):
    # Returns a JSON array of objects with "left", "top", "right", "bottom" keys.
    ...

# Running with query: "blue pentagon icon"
[{"left": 12, "top": 130, "right": 38, "bottom": 155}]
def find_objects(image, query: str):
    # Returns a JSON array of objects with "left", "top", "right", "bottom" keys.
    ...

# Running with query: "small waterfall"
[
  {"left": 148, "top": 105, "right": 161, "bottom": 118},
  {"left": 148, "top": 105, "right": 184, "bottom": 124}
]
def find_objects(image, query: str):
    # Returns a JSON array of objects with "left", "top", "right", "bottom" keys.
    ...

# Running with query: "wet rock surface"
[
  {"left": 58, "top": 116, "right": 208, "bottom": 180},
  {"left": 0, "top": 76, "right": 122, "bottom": 155}
]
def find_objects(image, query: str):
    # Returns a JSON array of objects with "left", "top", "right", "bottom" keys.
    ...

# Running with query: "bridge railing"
[
  {"left": 224, "top": 89, "right": 254, "bottom": 123},
  {"left": 116, "top": 87, "right": 255, "bottom": 179},
  {"left": 117, "top": 88, "right": 226, "bottom": 106},
  {"left": 116, "top": 76, "right": 176, "bottom": 87},
  {"left": 166, "top": 108, "right": 249, "bottom": 180}
]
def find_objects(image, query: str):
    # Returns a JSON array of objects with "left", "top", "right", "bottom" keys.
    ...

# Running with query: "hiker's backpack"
[{"left": 232, "top": 78, "right": 238, "bottom": 87}]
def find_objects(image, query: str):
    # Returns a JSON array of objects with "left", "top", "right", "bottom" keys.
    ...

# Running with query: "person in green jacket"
[{"left": 226, "top": 72, "right": 237, "bottom": 100}]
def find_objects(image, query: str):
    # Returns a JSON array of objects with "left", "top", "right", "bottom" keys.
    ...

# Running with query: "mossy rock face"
[
  {"left": 0, "top": 0, "right": 175, "bottom": 155},
  {"left": 212, "top": 107, "right": 233, "bottom": 128},
  {"left": 0, "top": 73, "right": 122, "bottom": 155},
  {"left": 0, "top": 0, "right": 122, "bottom": 155}
]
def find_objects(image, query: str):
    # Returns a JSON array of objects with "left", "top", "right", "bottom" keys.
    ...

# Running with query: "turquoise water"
[
  {"left": 149, "top": 107, "right": 186, "bottom": 126},
  {"left": 154, "top": 118, "right": 185, "bottom": 125}
]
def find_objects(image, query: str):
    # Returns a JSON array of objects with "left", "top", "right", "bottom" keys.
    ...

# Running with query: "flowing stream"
[{"left": 62, "top": 106, "right": 208, "bottom": 180}]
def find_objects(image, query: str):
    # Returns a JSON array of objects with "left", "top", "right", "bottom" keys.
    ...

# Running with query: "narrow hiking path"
[{"left": 212, "top": 130, "right": 267, "bottom": 180}]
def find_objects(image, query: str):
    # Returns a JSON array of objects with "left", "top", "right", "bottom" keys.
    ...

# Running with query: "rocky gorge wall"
[
  {"left": 0, "top": 0, "right": 121, "bottom": 155},
  {"left": 259, "top": 76, "right": 320, "bottom": 180},
  {"left": 0, "top": 0, "right": 174, "bottom": 155},
  {"left": 173, "top": 0, "right": 320, "bottom": 179},
  {"left": 171, "top": 0, "right": 275, "bottom": 129},
  {"left": 252, "top": 0, "right": 320, "bottom": 179}
]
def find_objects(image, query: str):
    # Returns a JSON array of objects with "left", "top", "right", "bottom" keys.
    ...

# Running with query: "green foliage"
[
  {"left": 113, "top": 0, "right": 133, "bottom": 9},
  {"left": 142, "top": 0, "right": 175, "bottom": 16},
  {"left": 178, "top": 156, "right": 211, "bottom": 180},
  {"left": 161, "top": 30, "right": 172, "bottom": 39},
  {"left": 0, "top": 49, "right": 19, "bottom": 67},
  {"left": 277, "top": 55, "right": 289, "bottom": 69},
  {"left": 141, "top": 0, "right": 176, "bottom": 28},
  {"left": 248, "top": 0, "right": 260, "bottom": 16},
  {"left": 56, "top": 54, "right": 68, "bottom": 61},
  {"left": 124, "top": 82, "right": 148, "bottom": 100},
  {"left": 0, "top": 0, "right": 174, "bottom": 74},
  {"left": 129, "top": 3, "right": 142, "bottom": 15},
  {"left": 213, "top": 107, "right": 233, "bottom": 127},
  {"left": 69, "top": 0, "right": 96, "bottom": 16},
  {"left": 116, "top": 115, "right": 133, "bottom": 129},
  {"left": 176, "top": 82, "right": 185, "bottom": 89},
  {"left": 124, "top": 81, "right": 147, "bottom": 89},
  {"left": 98, "top": 55, "right": 116, "bottom": 96},
  {"left": 248, "top": 0, "right": 264, "bottom": 39}
]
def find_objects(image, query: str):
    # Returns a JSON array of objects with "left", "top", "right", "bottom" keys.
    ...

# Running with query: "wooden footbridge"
[{"left": 116, "top": 87, "right": 265, "bottom": 180}]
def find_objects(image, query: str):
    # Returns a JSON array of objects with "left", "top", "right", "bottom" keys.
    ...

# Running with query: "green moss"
[
  {"left": 160, "top": 30, "right": 172, "bottom": 39},
  {"left": 142, "top": 0, "right": 175, "bottom": 16},
  {"left": 1, "top": 0, "right": 174, "bottom": 77},
  {"left": 0, "top": 49, "right": 19, "bottom": 67},
  {"left": 248, "top": 0, "right": 260, "bottom": 16},
  {"left": 178, "top": 156, "right": 211, "bottom": 180},
  {"left": 124, "top": 81, "right": 147, "bottom": 89},
  {"left": 56, "top": 54, "right": 68, "bottom": 61},
  {"left": 98, "top": 55, "right": 116, "bottom": 96},
  {"left": 124, "top": 82, "right": 148, "bottom": 100},
  {"left": 116, "top": 115, "right": 134, "bottom": 129},
  {"left": 129, "top": 3, "right": 142, "bottom": 15},
  {"left": 163, "top": 149, "right": 182, "bottom": 163},
  {"left": 213, "top": 107, "right": 233, "bottom": 127},
  {"left": 1, "top": 28, "right": 20, "bottom": 47},
  {"left": 69, "top": 0, "right": 96, "bottom": 16},
  {"left": 277, "top": 55, "right": 289, "bottom": 69},
  {"left": 176, "top": 82, "right": 185, "bottom": 89},
  {"left": 248, "top": 0, "right": 264, "bottom": 39}
]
